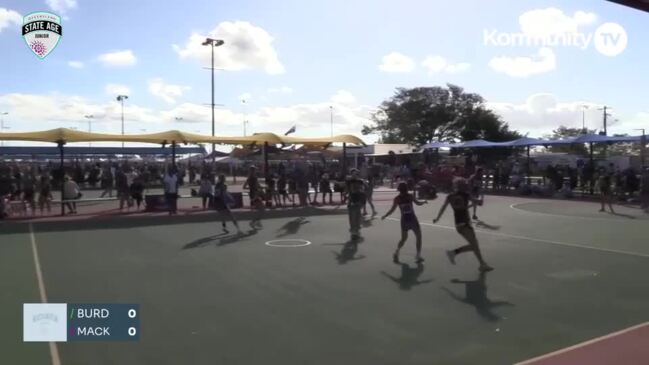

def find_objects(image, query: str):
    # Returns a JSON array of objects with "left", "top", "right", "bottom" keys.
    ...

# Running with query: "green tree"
[
  {"left": 608, "top": 134, "right": 640, "bottom": 156},
  {"left": 362, "top": 84, "right": 520, "bottom": 145},
  {"left": 544, "top": 126, "right": 595, "bottom": 155}
]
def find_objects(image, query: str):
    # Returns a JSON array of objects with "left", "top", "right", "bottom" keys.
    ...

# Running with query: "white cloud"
[
  {"left": 0, "top": 8, "right": 21, "bottom": 33},
  {"left": 483, "top": 93, "right": 648, "bottom": 137},
  {"left": 46, "top": 0, "right": 77, "bottom": 15},
  {"left": 421, "top": 56, "right": 471, "bottom": 74},
  {"left": 0, "top": 90, "right": 374, "bottom": 144},
  {"left": 489, "top": 47, "right": 556, "bottom": 77},
  {"left": 379, "top": 52, "right": 415, "bottom": 73},
  {"left": 519, "top": 8, "right": 597, "bottom": 38},
  {"left": 331, "top": 90, "right": 356, "bottom": 105},
  {"left": 67, "top": 60, "right": 84, "bottom": 68},
  {"left": 267, "top": 86, "right": 293, "bottom": 94},
  {"left": 239, "top": 92, "right": 252, "bottom": 102},
  {"left": 105, "top": 84, "right": 131, "bottom": 97},
  {"left": 148, "top": 78, "right": 190, "bottom": 104},
  {"left": 97, "top": 50, "right": 137, "bottom": 67},
  {"left": 173, "top": 21, "right": 285, "bottom": 75},
  {"left": 445, "top": 62, "right": 471, "bottom": 74}
]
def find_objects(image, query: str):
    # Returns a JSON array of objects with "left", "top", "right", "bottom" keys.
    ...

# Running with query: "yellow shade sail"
[{"left": 0, "top": 128, "right": 365, "bottom": 146}]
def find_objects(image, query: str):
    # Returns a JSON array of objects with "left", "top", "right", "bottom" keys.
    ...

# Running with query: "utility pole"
[{"left": 599, "top": 106, "right": 611, "bottom": 136}]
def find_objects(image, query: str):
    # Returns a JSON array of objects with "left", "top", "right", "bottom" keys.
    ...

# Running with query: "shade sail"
[
  {"left": 0, "top": 128, "right": 365, "bottom": 146},
  {"left": 457, "top": 139, "right": 506, "bottom": 148},
  {"left": 422, "top": 141, "right": 453, "bottom": 149},
  {"left": 501, "top": 137, "right": 546, "bottom": 147},
  {"left": 281, "top": 134, "right": 366, "bottom": 146}
]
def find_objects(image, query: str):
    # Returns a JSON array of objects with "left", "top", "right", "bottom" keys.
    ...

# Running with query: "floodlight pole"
[
  {"left": 329, "top": 106, "right": 333, "bottom": 137},
  {"left": 635, "top": 129, "right": 646, "bottom": 169},
  {"left": 58, "top": 141, "right": 65, "bottom": 216},
  {"left": 202, "top": 38, "right": 224, "bottom": 153},
  {"left": 84, "top": 114, "right": 94, "bottom": 147},
  {"left": 0, "top": 112, "right": 8, "bottom": 147},
  {"left": 117, "top": 95, "right": 128, "bottom": 148}
]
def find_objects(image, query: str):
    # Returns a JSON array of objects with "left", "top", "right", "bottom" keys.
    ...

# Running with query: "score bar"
[{"left": 23, "top": 303, "right": 140, "bottom": 342}]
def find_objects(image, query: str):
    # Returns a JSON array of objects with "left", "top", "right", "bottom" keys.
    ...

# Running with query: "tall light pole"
[
  {"left": 635, "top": 128, "right": 646, "bottom": 169},
  {"left": 329, "top": 106, "right": 333, "bottom": 137},
  {"left": 0, "top": 112, "right": 8, "bottom": 147},
  {"left": 581, "top": 105, "right": 589, "bottom": 132},
  {"left": 116, "top": 95, "right": 128, "bottom": 148},
  {"left": 241, "top": 98, "right": 248, "bottom": 136},
  {"left": 84, "top": 114, "right": 94, "bottom": 147},
  {"left": 598, "top": 106, "right": 612, "bottom": 135},
  {"left": 201, "top": 37, "right": 225, "bottom": 152}
]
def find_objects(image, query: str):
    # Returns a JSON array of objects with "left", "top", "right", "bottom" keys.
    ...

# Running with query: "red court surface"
[{"left": 516, "top": 322, "right": 649, "bottom": 365}]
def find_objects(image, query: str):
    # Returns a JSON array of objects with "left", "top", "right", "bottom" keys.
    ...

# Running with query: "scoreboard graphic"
[{"left": 23, "top": 303, "right": 140, "bottom": 342}]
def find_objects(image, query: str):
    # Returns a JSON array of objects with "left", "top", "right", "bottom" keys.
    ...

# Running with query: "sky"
[{"left": 1, "top": 0, "right": 648, "bottom": 148}]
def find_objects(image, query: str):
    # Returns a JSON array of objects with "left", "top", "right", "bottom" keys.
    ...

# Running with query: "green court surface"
[{"left": 2, "top": 195, "right": 649, "bottom": 365}]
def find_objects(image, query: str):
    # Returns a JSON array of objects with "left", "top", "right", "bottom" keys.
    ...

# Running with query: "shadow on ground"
[
  {"left": 0, "top": 206, "right": 347, "bottom": 234},
  {"left": 442, "top": 272, "right": 514, "bottom": 322},
  {"left": 381, "top": 262, "right": 433, "bottom": 291},
  {"left": 182, "top": 228, "right": 260, "bottom": 250}
]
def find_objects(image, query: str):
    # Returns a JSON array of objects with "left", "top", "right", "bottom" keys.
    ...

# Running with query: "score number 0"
[{"left": 128, "top": 308, "right": 137, "bottom": 336}]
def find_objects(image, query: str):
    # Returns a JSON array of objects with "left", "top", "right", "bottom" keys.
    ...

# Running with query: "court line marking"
[
  {"left": 509, "top": 202, "right": 643, "bottom": 222},
  {"left": 29, "top": 223, "right": 62, "bottom": 365},
  {"left": 385, "top": 218, "right": 649, "bottom": 259},
  {"left": 514, "top": 322, "right": 649, "bottom": 364},
  {"left": 265, "top": 239, "right": 312, "bottom": 247}
]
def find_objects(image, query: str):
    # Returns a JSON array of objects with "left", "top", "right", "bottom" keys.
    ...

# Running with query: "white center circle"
[
  {"left": 594, "top": 22, "right": 627, "bottom": 57},
  {"left": 265, "top": 239, "right": 312, "bottom": 247}
]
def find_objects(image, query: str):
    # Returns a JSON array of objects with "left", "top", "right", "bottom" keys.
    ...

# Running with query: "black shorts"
[
  {"left": 23, "top": 190, "right": 35, "bottom": 201},
  {"left": 455, "top": 222, "right": 473, "bottom": 234},
  {"left": 213, "top": 198, "right": 228, "bottom": 211},
  {"left": 401, "top": 216, "right": 420, "bottom": 232}
]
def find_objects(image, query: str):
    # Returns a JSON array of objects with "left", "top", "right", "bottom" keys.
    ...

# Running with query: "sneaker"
[
  {"left": 392, "top": 253, "right": 399, "bottom": 263},
  {"left": 472, "top": 215, "right": 478, "bottom": 220},
  {"left": 479, "top": 264, "right": 494, "bottom": 272},
  {"left": 415, "top": 255, "right": 425, "bottom": 263},
  {"left": 223, "top": 227, "right": 229, "bottom": 234},
  {"left": 446, "top": 250, "right": 456, "bottom": 265}
]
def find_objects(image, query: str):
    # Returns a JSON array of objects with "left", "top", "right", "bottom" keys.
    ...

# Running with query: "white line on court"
[
  {"left": 385, "top": 217, "right": 649, "bottom": 259},
  {"left": 514, "top": 322, "right": 649, "bottom": 364},
  {"left": 509, "top": 202, "right": 644, "bottom": 222},
  {"left": 29, "top": 223, "right": 62, "bottom": 365}
]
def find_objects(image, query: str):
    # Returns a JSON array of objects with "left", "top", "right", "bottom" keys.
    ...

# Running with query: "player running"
[
  {"left": 214, "top": 174, "right": 242, "bottom": 234},
  {"left": 433, "top": 178, "right": 493, "bottom": 272},
  {"left": 597, "top": 167, "right": 615, "bottom": 213},
  {"left": 382, "top": 182, "right": 428, "bottom": 263},
  {"left": 468, "top": 167, "right": 484, "bottom": 220},
  {"left": 345, "top": 168, "right": 366, "bottom": 241}
]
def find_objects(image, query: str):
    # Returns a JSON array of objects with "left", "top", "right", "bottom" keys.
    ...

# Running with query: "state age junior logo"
[{"left": 22, "top": 11, "right": 63, "bottom": 59}]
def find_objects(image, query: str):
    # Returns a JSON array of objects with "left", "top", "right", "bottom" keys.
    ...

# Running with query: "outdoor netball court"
[{"left": 2, "top": 194, "right": 649, "bottom": 365}]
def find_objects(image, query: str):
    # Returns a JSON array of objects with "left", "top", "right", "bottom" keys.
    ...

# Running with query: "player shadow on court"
[
  {"left": 442, "top": 272, "right": 514, "bottom": 322},
  {"left": 608, "top": 211, "right": 636, "bottom": 219},
  {"left": 474, "top": 220, "right": 501, "bottom": 230},
  {"left": 381, "top": 262, "right": 432, "bottom": 291},
  {"left": 182, "top": 228, "right": 259, "bottom": 250},
  {"left": 361, "top": 216, "right": 376, "bottom": 228},
  {"left": 276, "top": 217, "right": 310, "bottom": 237},
  {"left": 331, "top": 241, "right": 366, "bottom": 264}
]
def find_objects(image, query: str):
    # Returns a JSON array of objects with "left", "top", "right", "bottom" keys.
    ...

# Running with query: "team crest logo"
[{"left": 22, "top": 12, "right": 62, "bottom": 59}]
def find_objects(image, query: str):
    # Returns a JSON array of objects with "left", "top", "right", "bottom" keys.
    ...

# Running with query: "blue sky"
[{"left": 1, "top": 0, "right": 648, "bottom": 145}]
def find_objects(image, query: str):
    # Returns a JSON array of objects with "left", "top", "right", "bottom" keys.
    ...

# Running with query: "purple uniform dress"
[{"left": 395, "top": 194, "right": 419, "bottom": 231}]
